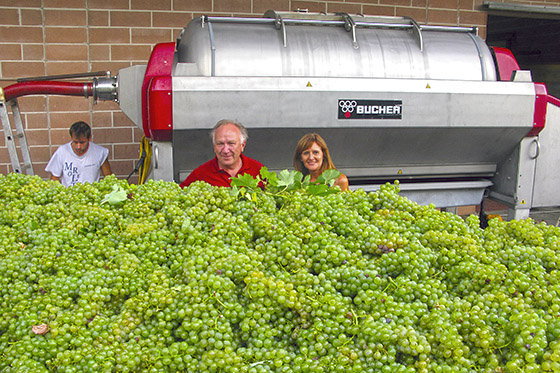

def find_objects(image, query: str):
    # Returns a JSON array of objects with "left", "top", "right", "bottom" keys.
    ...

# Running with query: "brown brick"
[
  {"left": 0, "top": 8, "right": 19, "bottom": 25},
  {"left": 0, "top": 44, "right": 21, "bottom": 60},
  {"left": 91, "top": 111, "right": 113, "bottom": 126},
  {"left": 114, "top": 143, "right": 140, "bottom": 158},
  {"left": 111, "top": 44, "right": 152, "bottom": 61},
  {"left": 45, "top": 62, "right": 90, "bottom": 76},
  {"left": 214, "top": 0, "right": 251, "bottom": 13},
  {"left": 429, "top": 0, "right": 458, "bottom": 9},
  {"left": 363, "top": 5, "right": 397, "bottom": 16},
  {"left": 411, "top": 0, "right": 427, "bottom": 6},
  {"left": 110, "top": 11, "right": 151, "bottom": 27},
  {"left": 26, "top": 129, "right": 51, "bottom": 146},
  {"left": 45, "top": 27, "right": 88, "bottom": 43},
  {"left": 48, "top": 132, "right": 66, "bottom": 146},
  {"left": 131, "top": 28, "right": 173, "bottom": 44},
  {"left": 0, "top": 26, "right": 43, "bottom": 43},
  {"left": 473, "top": 0, "right": 485, "bottom": 10},
  {"left": 113, "top": 111, "right": 136, "bottom": 127},
  {"left": 45, "top": 45, "right": 88, "bottom": 61},
  {"left": 110, "top": 159, "right": 136, "bottom": 177},
  {"left": 0, "top": 147, "right": 9, "bottom": 162},
  {"left": 133, "top": 126, "right": 145, "bottom": 142},
  {"left": 89, "top": 27, "right": 130, "bottom": 43},
  {"left": 0, "top": 157, "right": 8, "bottom": 172},
  {"left": 173, "top": 0, "right": 212, "bottom": 11},
  {"left": 34, "top": 167, "right": 51, "bottom": 179},
  {"left": 0, "top": 0, "right": 41, "bottom": 6},
  {"left": 17, "top": 96, "right": 48, "bottom": 112},
  {"left": 88, "top": 0, "right": 130, "bottom": 10},
  {"left": 44, "top": 0, "right": 87, "bottom": 7},
  {"left": 459, "top": 0, "right": 474, "bottom": 10},
  {"left": 253, "top": 0, "right": 290, "bottom": 13},
  {"left": 48, "top": 96, "right": 91, "bottom": 112},
  {"left": 290, "top": 1, "right": 327, "bottom": 13},
  {"left": 29, "top": 146, "right": 52, "bottom": 164},
  {"left": 172, "top": 28, "right": 184, "bottom": 40},
  {"left": 88, "top": 10, "right": 109, "bottom": 26},
  {"left": 459, "top": 10, "right": 486, "bottom": 25},
  {"left": 397, "top": 7, "right": 427, "bottom": 22},
  {"left": 477, "top": 25, "right": 486, "bottom": 40},
  {"left": 49, "top": 114, "right": 91, "bottom": 132},
  {"left": 24, "top": 113, "right": 49, "bottom": 129},
  {"left": 153, "top": 12, "right": 193, "bottom": 27},
  {"left": 44, "top": 9, "right": 86, "bottom": 26},
  {"left": 127, "top": 174, "right": 139, "bottom": 184},
  {"left": 326, "top": 2, "right": 362, "bottom": 14},
  {"left": 132, "top": 0, "right": 172, "bottom": 10},
  {"left": 22, "top": 44, "right": 44, "bottom": 60},
  {"left": 92, "top": 127, "right": 133, "bottom": 143},
  {"left": 21, "top": 9, "right": 43, "bottom": 25},
  {"left": 428, "top": 8, "right": 458, "bottom": 25},
  {"left": 2, "top": 61, "right": 45, "bottom": 79},
  {"left": 380, "top": 0, "right": 410, "bottom": 6},
  {"left": 89, "top": 45, "right": 111, "bottom": 60}
]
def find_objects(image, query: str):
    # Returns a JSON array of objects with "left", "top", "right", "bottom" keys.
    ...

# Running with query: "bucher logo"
[{"left": 338, "top": 99, "right": 402, "bottom": 119}]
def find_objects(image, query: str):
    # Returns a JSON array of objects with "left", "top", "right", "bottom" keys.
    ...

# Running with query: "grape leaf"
[
  {"left": 259, "top": 167, "right": 278, "bottom": 187},
  {"left": 316, "top": 169, "right": 341, "bottom": 187},
  {"left": 306, "top": 183, "right": 329, "bottom": 195},
  {"left": 277, "top": 169, "right": 295, "bottom": 188},
  {"left": 101, "top": 185, "right": 127, "bottom": 205},
  {"left": 230, "top": 173, "right": 259, "bottom": 189}
]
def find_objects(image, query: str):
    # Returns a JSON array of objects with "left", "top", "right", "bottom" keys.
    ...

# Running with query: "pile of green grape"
[{"left": 1, "top": 173, "right": 559, "bottom": 372}]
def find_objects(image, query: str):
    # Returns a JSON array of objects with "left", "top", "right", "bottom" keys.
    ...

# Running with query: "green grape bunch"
[{"left": 0, "top": 171, "right": 560, "bottom": 372}]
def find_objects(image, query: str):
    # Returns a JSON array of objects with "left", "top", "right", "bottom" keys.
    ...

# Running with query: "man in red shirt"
[{"left": 179, "top": 119, "right": 264, "bottom": 188}]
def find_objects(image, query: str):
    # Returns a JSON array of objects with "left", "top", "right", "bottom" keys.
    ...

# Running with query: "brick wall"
[{"left": 1, "top": 0, "right": 559, "bottom": 183}]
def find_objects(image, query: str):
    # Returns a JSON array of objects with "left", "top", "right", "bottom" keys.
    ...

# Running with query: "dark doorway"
[{"left": 486, "top": 14, "right": 560, "bottom": 98}]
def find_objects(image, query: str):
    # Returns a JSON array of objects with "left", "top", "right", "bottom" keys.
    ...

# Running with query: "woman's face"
[{"left": 301, "top": 142, "right": 324, "bottom": 173}]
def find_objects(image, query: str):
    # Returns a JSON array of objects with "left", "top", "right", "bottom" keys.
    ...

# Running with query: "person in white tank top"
[{"left": 45, "top": 121, "right": 112, "bottom": 187}]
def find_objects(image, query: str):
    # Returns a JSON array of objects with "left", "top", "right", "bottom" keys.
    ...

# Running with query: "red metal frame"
[
  {"left": 491, "top": 47, "right": 521, "bottom": 82},
  {"left": 492, "top": 47, "right": 550, "bottom": 137},
  {"left": 528, "top": 83, "right": 547, "bottom": 137},
  {"left": 141, "top": 42, "right": 174, "bottom": 140},
  {"left": 147, "top": 76, "right": 172, "bottom": 141},
  {"left": 548, "top": 94, "right": 560, "bottom": 108}
]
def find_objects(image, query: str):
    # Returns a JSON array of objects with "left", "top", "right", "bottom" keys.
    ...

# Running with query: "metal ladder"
[{"left": 0, "top": 92, "right": 34, "bottom": 175}]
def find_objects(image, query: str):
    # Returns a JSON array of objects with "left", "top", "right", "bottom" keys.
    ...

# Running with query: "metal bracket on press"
[
  {"left": 402, "top": 16, "right": 423, "bottom": 51},
  {"left": 274, "top": 13, "right": 288, "bottom": 48},
  {"left": 336, "top": 13, "right": 359, "bottom": 49}
]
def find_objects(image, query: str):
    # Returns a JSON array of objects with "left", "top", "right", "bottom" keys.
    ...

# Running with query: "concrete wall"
[{"left": 0, "top": 0, "right": 558, "bottom": 182}]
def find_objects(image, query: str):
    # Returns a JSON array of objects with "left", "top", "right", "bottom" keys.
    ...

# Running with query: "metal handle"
[
  {"left": 529, "top": 138, "right": 540, "bottom": 159},
  {"left": 154, "top": 144, "right": 159, "bottom": 169},
  {"left": 336, "top": 13, "right": 359, "bottom": 49}
]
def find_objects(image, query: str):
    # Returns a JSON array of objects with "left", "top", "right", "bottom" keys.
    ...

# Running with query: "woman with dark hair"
[{"left": 293, "top": 133, "right": 349, "bottom": 191}]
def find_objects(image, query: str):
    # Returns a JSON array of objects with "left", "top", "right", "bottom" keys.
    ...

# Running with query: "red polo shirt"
[{"left": 179, "top": 154, "right": 264, "bottom": 188}]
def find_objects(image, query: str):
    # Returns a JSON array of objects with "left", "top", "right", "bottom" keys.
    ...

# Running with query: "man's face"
[
  {"left": 71, "top": 134, "right": 90, "bottom": 156},
  {"left": 213, "top": 123, "right": 246, "bottom": 169}
]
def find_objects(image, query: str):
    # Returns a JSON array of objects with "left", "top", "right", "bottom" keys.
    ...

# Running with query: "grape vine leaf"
[
  {"left": 306, "top": 183, "right": 329, "bottom": 195},
  {"left": 316, "top": 169, "right": 341, "bottom": 187},
  {"left": 259, "top": 167, "right": 278, "bottom": 187},
  {"left": 101, "top": 185, "right": 127, "bottom": 205},
  {"left": 230, "top": 173, "right": 259, "bottom": 189}
]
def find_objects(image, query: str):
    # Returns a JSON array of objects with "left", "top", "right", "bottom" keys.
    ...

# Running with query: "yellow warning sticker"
[
  {"left": 397, "top": 169, "right": 402, "bottom": 175},
  {"left": 426, "top": 84, "right": 431, "bottom": 89},
  {"left": 307, "top": 82, "right": 312, "bottom": 87}
]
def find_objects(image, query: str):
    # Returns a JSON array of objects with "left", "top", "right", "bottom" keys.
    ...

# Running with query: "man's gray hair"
[{"left": 210, "top": 119, "right": 249, "bottom": 144}]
